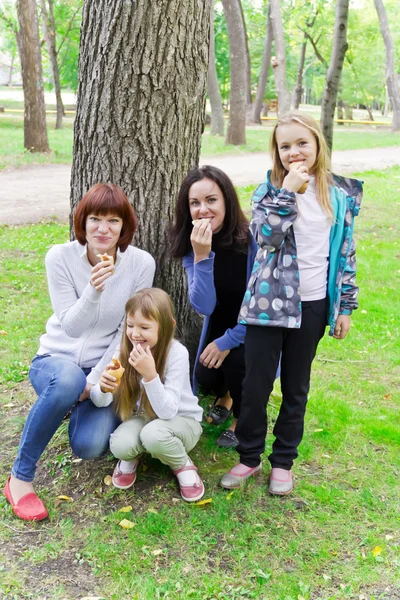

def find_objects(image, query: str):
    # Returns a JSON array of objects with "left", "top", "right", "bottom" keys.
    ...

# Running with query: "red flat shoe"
[
  {"left": 112, "top": 459, "right": 139, "bottom": 490},
  {"left": 4, "top": 477, "right": 48, "bottom": 521}
]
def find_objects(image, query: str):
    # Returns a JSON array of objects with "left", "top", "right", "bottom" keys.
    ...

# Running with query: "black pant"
[
  {"left": 236, "top": 298, "right": 327, "bottom": 469},
  {"left": 195, "top": 344, "right": 245, "bottom": 420}
]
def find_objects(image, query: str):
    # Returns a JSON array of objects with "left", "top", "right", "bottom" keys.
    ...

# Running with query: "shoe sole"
[
  {"left": 268, "top": 486, "right": 293, "bottom": 496},
  {"left": 112, "top": 477, "right": 136, "bottom": 490},
  {"left": 180, "top": 489, "right": 205, "bottom": 502},
  {"left": 220, "top": 467, "right": 262, "bottom": 489}
]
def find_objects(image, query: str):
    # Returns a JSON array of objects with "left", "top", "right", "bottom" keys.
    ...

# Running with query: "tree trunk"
[
  {"left": 251, "top": 2, "right": 272, "bottom": 124},
  {"left": 70, "top": 0, "right": 210, "bottom": 349},
  {"left": 269, "top": 0, "right": 290, "bottom": 116},
  {"left": 238, "top": 0, "right": 252, "bottom": 108},
  {"left": 374, "top": 0, "right": 400, "bottom": 131},
  {"left": 221, "top": 0, "right": 246, "bottom": 145},
  {"left": 320, "top": 0, "right": 349, "bottom": 154},
  {"left": 16, "top": 0, "right": 49, "bottom": 152},
  {"left": 7, "top": 52, "right": 15, "bottom": 86},
  {"left": 337, "top": 98, "right": 344, "bottom": 124},
  {"left": 208, "top": 1, "right": 224, "bottom": 136},
  {"left": 293, "top": 36, "right": 307, "bottom": 109},
  {"left": 41, "top": 0, "right": 65, "bottom": 129}
]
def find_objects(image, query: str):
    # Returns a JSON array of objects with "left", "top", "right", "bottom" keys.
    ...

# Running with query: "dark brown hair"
[
  {"left": 73, "top": 183, "right": 138, "bottom": 252},
  {"left": 169, "top": 165, "right": 249, "bottom": 258}
]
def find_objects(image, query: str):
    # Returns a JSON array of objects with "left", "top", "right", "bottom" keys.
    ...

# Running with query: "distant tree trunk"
[
  {"left": 16, "top": 0, "right": 49, "bottom": 152},
  {"left": 238, "top": 0, "right": 252, "bottom": 108},
  {"left": 251, "top": 2, "right": 272, "bottom": 124},
  {"left": 40, "top": 0, "right": 65, "bottom": 129},
  {"left": 320, "top": 0, "right": 349, "bottom": 154},
  {"left": 221, "top": 0, "right": 246, "bottom": 145},
  {"left": 269, "top": 0, "right": 290, "bottom": 116},
  {"left": 293, "top": 37, "right": 307, "bottom": 110},
  {"left": 337, "top": 98, "right": 344, "bottom": 124},
  {"left": 7, "top": 52, "right": 15, "bottom": 86},
  {"left": 70, "top": 0, "right": 211, "bottom": 347},
  {"left": 374, "top": 0, "right": 400, "bottom": 131},
  {"left": 208, "top": 1, "right": 224, "bottom": 136}
]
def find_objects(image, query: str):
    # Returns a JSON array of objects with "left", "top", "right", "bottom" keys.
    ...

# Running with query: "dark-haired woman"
[
  {"left": 170, "top": 166, "right": 257, "bottom": 449},
  {"left": 4, "top": 184, "right": 155, "bottom": 521}
]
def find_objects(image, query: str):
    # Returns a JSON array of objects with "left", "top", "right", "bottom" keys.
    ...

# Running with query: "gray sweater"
[{"left": 37, "top": 240, "right": 155, "bottom": 384}]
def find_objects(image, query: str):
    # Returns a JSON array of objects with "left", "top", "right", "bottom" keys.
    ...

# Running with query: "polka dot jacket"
[{"left": 239, "top": 171, "right": 363, "bottom": 336}]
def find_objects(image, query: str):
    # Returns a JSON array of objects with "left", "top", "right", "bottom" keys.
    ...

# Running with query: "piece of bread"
[
  {"left": 106, "top": 357, "right": 125, "bottom": 386},
  {"left": 289, "top": 161, "right": 308, "bottom": 194},
  {"left": 97, "top": 253, "right": 115, "bottom": 274},
  {"left": 192, "top": 218, "right": 211, "bottom": 226}
]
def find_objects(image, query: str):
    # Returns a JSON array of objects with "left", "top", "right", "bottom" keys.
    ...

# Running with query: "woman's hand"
[
  {"left": 283, "top": 163, "right": 310, "bottom": 193},
  {"left": 191, "top": 219, "right": 212, "bottom": 263},
  {"left": 99, "top": 365, "right": 119, "bottom": 393},
  {"left": 90, "top": 259, "right": 114, "bottom": 292},
  {"left": 129, "top": 344, "right": 157, "bottom": 382},
  {"left": 333, "top": 315, "right": 351, "bottom": 339},
  {"left": 78, "top": 382, "right": 94, "bottom": 402},
  {"left": 200, "top": 342, "right": 230, "bottom": 369}
]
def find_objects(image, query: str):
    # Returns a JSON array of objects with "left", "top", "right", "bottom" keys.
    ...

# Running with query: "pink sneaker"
[
  {"left": 173, "top": 464, "right": 205, "bottom": 502},
  {"left": 112, "top": 459, "right": 139, "bottom": 490},
  {"left": 220, "top": 462, "right": 262, "bottom": 489},
  {"left": 269, "top": 468, "right": 293, "bottom": 495}
]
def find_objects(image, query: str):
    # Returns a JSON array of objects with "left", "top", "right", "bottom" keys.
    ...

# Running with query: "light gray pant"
[{"left": 109, "top": 415, "right": 203, "bottom": 471}]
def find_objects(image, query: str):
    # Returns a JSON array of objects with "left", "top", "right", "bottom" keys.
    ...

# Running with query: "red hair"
[{"left": 74, "top": 183, "right": 138, "bottom": 252}]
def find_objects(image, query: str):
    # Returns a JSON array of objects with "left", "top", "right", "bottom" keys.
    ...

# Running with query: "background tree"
[
  {"left": 251, "top": 1, "right": 272, "bottom": 124},
  {"left": 221, "top": 0, "right": 246, "bottom": 145},
  {"left": 320, "top": 0, "right": 350, "bottom": 153},
  {"left": 40, "top": 0, "right": 65, "bottom": 129},
  {"left": 373, "top": 0, "right": 400, "bottom": 131},
  {"left": 16, "top": 0, "right": 49, "bottom": 152},
  {"left": 269, "top": 0, "right": 290, "bottom": 115},
  {"left": 70, "top": 0, "right": 211, "bottom": 345},
  {"left": 208, "top": 1, "right": 225, "bottom": 136}
]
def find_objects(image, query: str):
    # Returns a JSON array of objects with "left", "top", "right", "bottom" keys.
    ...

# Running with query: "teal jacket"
[{"left": 239, "top": 171, "right": 362, "bottom": 336}]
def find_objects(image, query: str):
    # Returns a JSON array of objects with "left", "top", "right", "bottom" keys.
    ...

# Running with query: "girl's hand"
[
  {"left": 191, "top": 219, "right": 212, "bottom": 263},
  {"left": 99, "top": 365, "right": 118, "bottom": 393},
  {"left": 333, "top": 315, "right": 351, "bottom": 339},
  {"left": 200, "top": 342, "right": 230, "bottom": 369},
  {"left": 90, "top": 259, "right": 114, "bottom": 292},
  {"left": 283, "top": 163, "right": 310, "bottom": 193},
  {"left": 129, "top": 344, "right": 157, "bottom": 382},
  {"left": 78, "top": 382, "right": 94, "bottom": 402}
]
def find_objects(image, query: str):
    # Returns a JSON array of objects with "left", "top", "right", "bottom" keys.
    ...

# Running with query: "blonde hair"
[
  {"left": 270, "top": 111, "right": 333, "bottom": 218},
  {"left": 114, "top": 288, "right": 176, "bottom": 421}
]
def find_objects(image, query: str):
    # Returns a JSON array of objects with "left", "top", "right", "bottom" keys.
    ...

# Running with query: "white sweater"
[
  {"left": 90, "top": 339, "right": 204, "bottom": 422},
  {"left": 37, "top": 240, "right": 155, "bottom": 385}
]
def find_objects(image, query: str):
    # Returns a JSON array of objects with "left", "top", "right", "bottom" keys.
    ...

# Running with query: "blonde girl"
[
  {"left": 221, "top": 112, "right": 362, "bottom": 494},
  {"left": 91, "top": 288, "right": 204, "bottom": 502}
]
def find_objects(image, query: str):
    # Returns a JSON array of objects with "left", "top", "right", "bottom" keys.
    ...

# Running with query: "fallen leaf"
[
  {"left": 385, "top": 535, "right": 394, "bottom": 541},
  {"left": 119, "top": 519, "right": 135, "bottom": 530},
  {"left": 321, "top": 454, "right": 331, "bottom": 458},
  {"left": 147, "top": 508, "right": 158, "bottom": 514},
  {"left": 313, "top": 428, "right": 324, "bottom": 433},
  {"left": 3, "top": 403, "right": 15, "bottom": 408},
  {"left": 361, "top": 310, "right": 367, "bottom": 314},
  {"left": 80, "top": 597, "right": 106, "bottom": 600},
  {"left": 0, "top": 330, "right": 7, "bottom": 336},
  {"left": 57, "top": 495, "right": 73, "bottom": 502},
  {"left": 119, "top": 505, "right": 132, "bottom": 513},
  {"left": 195, "top": 498, "right": 212, "bottom": 506},
  {"left": 141, "top": 464, "right": 148, "bottom": 472},
  {"left": 72, "top": 458, "right": 83, "bottom": 463},
  {"left": 384, "top": 394, "right": 392, "bottom": 400},
  {"left": 226, "top": 491, "right": 234, "bottom": 501},
  {"left": 212, "top": 453, "right": 217, "bottom": 462},
  {"left": 103, "top": 475, "right": 112, "bottom": 486},
  {"left": 172, "top": 497, "right": 180, "bottom": 503},
  {"left": 205, "top": 416, "right": 213, "bottom": 424},
  {"left": 151, "top": 549, "right": 163, "bottom": 556},
  {"left": 372, "top": 546, "right": 382, "bottom": 557}
]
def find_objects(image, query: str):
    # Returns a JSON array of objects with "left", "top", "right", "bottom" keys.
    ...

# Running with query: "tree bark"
[
  {"left": 374, "top": 0, "right": 400, "bottom": 131},
  {"left": 293, "top": 36, "right": 307, "bottom": 110},
  {"left": 208, "top": 1, "right": 224, "bottom": 136},
  {"left": 269, "top": 0, "right": 290, "bottom": 116},
  {"left": 320, "top": 0, "right": 350, "bottom": 154},
  {"left": 251, "top": 2, "right": 272, "bottom": 124},
  {"left": 16, "top": 0, "right": 49, "bottom": 152},
  {"left": 70, "top": 0, "right": 211, "bottom": 349},
  {"left": 238, "top": 0, "right": 252, "bottom": 108},
  {"left": 221, "top": 0, "right": 246, "bottom": 145},
  {"left": 40, "top": 0, "right": 65, "bottom": 129}
]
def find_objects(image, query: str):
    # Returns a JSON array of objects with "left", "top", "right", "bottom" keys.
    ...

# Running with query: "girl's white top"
[
  {"left": 293, "top": 176, "right": 331, "bottom": 301},
  {"left": 37, "top": 240, "right": 155, "bottom": 385},
  {"left": 90, "top": 339, "right": 204, "bottom": 423}
]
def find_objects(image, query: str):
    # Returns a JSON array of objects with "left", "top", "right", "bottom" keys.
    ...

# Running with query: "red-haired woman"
[{"left": 4, "top": 184, "right": 155, "bottom": 521}]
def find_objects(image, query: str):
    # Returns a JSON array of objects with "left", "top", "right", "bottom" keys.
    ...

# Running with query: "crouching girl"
[{"left": 90, "top": 288, "right": 205, "bottom": 502}]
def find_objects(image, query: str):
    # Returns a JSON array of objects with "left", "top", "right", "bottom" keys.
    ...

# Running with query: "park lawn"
[
  {"left": 1, "top": 114, "right": 400, "bottom": 171},
  {"left": 0, "top": 168, "right": 399, "bottom": 600}
]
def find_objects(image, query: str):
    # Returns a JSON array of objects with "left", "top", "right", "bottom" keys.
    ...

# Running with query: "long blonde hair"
[
  {"left": 270, "top": 111, "right": 333, "bottom": 218},
  {"left": 114, "top": 288, "right": 176, "bottom": 421}
]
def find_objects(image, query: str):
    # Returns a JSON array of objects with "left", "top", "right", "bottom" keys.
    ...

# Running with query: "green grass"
[
  {"left": 0, "top": 168, "right": 399, "bottom": 599},
  {"left": 1, "top": 113, "right": 400, "bottom": 171}
]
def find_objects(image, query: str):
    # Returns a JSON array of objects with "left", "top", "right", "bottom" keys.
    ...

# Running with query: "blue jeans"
[{"left": 12, "top": 355, "right": 121, "bottom": 482}]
